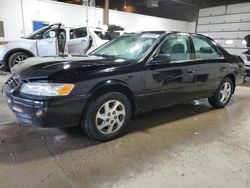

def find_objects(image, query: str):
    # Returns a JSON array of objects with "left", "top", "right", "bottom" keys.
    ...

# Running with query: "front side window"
[
  {"left": 192, "top": 35, "right": 223, "bottom": 60},
  {"left": 155, "top": 34, "right": 191, "bottom": 62},
  {"left": 91, "top": 33, "right": 160, "bottom": 60},
  {"left": 42, "top": 28, "right": 57, "bottom": 39}
]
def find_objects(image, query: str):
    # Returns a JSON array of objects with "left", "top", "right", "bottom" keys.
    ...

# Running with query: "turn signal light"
[
  {"left": 0, "top": 42, "right": 9, "bottom": 46},
  {"left": 57, "top": 84, "right": 75, "bottom": 95}
]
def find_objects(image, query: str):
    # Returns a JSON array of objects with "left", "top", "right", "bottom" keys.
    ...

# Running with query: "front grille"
[{"left": 6, "top": 74, "right": 22, "bottom": 90}]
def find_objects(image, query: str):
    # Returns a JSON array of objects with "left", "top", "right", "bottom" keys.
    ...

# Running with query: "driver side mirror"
[{"left": 149, "top": 54, "right": 171, "bottom": 65}]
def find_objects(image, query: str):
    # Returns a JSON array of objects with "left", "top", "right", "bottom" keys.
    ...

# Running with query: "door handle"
[{"left": 48, "top": 41, "right": 54, "bottom": 44}]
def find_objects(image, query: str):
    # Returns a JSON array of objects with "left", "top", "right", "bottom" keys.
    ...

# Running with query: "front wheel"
[
  {"left": 8, "top": 52, "right": 31, "bottom": 70},
  {"left": 208, "top": 77, "right": 234, "bottom": 108},
  {"left": 82, "top": 92, "right": 131, "bottom": 141}
]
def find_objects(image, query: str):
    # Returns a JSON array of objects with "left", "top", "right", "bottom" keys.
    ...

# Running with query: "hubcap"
[
  {"left": 14, "top": 55, "right": 27, "bottom": 65},
  {"left": 219, "top": 82, "right": 232, "bottom": 103},
  {"left": 95, "top": 100, "right": 126, "bottom": 135}
]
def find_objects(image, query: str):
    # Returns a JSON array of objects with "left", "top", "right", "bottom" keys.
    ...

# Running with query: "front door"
[
  {"left": 37, "top": 38, "right": 58, "bottom": 56},
  {"left": 144, "top": 34, "right": 196, "bottom": 110},
  {"left": 36, "top": 24, "right": 61, "bottom": 56}
]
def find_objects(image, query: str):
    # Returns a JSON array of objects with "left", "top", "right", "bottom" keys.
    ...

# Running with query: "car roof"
[
  {"left": 130, "top": 31, "right": 215, "bottom": 40},
  {"left": 138, "top": 31, "right": 198, "bottom": 35}
]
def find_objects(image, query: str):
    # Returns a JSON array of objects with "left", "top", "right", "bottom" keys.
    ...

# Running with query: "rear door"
[
  {"left": 67, "top": 27, "right": 89, "bottom": 55},
  {"left": 144, "top": 34, "right": 196, "bottom": 110},
  {"left": 190, "top": 35, "right": 227, "bottom": 97}
]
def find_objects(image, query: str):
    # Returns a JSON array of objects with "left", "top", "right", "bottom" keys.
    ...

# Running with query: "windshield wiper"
[
  {"left": 91, "top": 53, "right": 132, "bottom": 61},
  {"left": 92, "top": 53, "right": 117, "bottom": 58}
]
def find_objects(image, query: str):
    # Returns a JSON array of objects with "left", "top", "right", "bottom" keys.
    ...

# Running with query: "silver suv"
[{"left": 0, "top": 23, "right": 111, "bottom": 70}]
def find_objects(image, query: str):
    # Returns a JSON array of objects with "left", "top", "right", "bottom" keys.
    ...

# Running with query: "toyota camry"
[{"left": 3, "top": 31, "right": 246, "bottom": 141}]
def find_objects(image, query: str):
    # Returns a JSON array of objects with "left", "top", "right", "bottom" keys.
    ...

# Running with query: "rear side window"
[
  {"left": 192, "top": 35, "right": 223, "bottom": 60},
  {"left": 70, "top": 27, "right": 87, "bottom": 39},
  {"left": 94, "top": 31, "right": 112, "bottom": 40}
]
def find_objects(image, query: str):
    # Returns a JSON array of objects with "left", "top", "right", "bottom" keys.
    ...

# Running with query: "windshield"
[
  {"left": 91, "top": 33, "right": 161, "bottom": 60},
  {"left": 24, "top": 25, "right": 60, "bottom": 39},
  {"left": 24, "top": 27, "right": 49, "bottom": 39}
]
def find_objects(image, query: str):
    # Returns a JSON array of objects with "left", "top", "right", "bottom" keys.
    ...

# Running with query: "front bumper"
[{"left": 2, "top": 83, "right": 88, "bottom": 128}]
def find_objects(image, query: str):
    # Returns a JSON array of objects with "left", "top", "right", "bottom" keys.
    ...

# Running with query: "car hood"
[{"left": 12, "top": 55, "right": 134, "bottom": 80}]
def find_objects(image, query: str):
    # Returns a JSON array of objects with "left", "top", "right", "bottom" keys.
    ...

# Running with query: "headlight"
[
  {"left": 241, "top": 54, "right": 247, "bottom": 61},
  {"left": 0, "top": 42, "right": 9, "bottom": 46},
  {"left": 20, "top": 82, "right": 75, "bottom": 96}
]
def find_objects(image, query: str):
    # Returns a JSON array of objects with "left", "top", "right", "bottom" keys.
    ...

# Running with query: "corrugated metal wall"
[{"left": 197, "top": 2, "right": 250, "bottom": 55}]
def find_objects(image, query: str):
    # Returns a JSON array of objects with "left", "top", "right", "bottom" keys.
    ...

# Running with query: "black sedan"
[{"left": 3, "top": 31, "right": 246, "bottom": 141}]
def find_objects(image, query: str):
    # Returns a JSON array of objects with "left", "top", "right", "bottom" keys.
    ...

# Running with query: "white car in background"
[
  {"left": 0, "top": 23, "right": 114, "bottom": 70},
  {"left": 241, "top": 50, "right": 250, "bottom": 77},
  {"left": 241, "top": 35, "right": 250, "bottom": 77}
]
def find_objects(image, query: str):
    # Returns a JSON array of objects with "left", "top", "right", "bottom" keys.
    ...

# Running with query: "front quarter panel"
[
  {"left": 48, "top": 63, "right": 146, "bottom": 97},
  {"left": 4, "top": 39, "right": 37, "bottom": 58}
]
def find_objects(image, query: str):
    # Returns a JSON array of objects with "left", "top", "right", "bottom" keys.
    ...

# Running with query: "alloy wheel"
[
  {"left": 14, "top": 55, "right": 27, "bottom": 65},
  {"left": 95, "top": 100, "right": 126, "bottom": 135},
  {"left": 219, "top": 82, "right": 232, "bottom": 104}
]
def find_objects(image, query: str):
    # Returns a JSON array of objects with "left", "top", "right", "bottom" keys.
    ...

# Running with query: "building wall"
[
  {"left": 0, "top": 0, "right": 24, "bottom": 38},
  {"left": 0, "top": 0, "right": 195, "bottom": 39},
  {"left": 197, "top": 2, "right": 250, "bottom": 55}
]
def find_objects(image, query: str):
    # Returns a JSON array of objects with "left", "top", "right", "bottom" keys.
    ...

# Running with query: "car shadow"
[
  {"left": 0, "top": 99, "right": 219, "bottom": 164},
  {"left": 242, "top": 77, "right": 250, "bottom": 87}
]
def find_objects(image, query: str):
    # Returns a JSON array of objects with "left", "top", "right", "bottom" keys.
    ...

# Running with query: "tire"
[
  {"left": 208, "top": 77, "right": 234, "bottom": 108},
  {"left": 8, "top": 52, "right": 31, "bottom": 70},
  {"left": 82, "top": 92, "right": 131, "bottom": 141}
]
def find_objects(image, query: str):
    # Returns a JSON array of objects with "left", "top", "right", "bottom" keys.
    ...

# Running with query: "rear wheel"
[
  {"left": 8, "top": 52, "right": 31, "bottom": 70},
  {"left": 82, "top": 92, "right": 131, "bottom": 141},
  {"left": 208, "top": 77, "right": 234, "bottom": 108}
]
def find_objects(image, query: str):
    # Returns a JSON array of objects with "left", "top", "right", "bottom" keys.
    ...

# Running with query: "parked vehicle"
[
  {"left": 241, "top": 34, "right": 250, "bottom": 77},
  {"left": 0, "top": 23, "right": 113, "bottom": 70},
  {"left": 3, "top": 31, "right": 245, "bottom": 141}
]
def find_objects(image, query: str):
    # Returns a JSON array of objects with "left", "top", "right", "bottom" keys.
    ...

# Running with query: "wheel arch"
[
  {"left": 82, "top": 80, "right": 136, "bottom": 121},
  {"left": 3, "top": 48, "right": 35, "bottom": 68}
]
